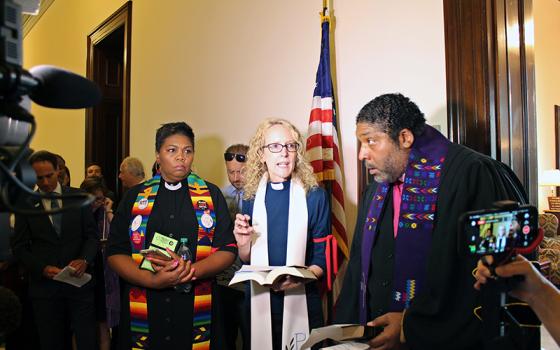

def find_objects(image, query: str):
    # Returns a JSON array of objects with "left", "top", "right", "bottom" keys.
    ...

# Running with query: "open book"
[
  {"left": 53, "top": 266, "right": 92, "bottom": 288},
  {"left": 301, "top": 324, "right": 380, "bottom": 349},
  {"left": 228, "top": 265, "right": 317, "bottom": 287}
]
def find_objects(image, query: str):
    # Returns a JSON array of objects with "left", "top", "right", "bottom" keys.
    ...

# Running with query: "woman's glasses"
[
  {"left": 224, "top": 153, "right": 247, "bottom": 162},
  {"left": 262, "top": 142, "right": 299, "bottom": 153}
]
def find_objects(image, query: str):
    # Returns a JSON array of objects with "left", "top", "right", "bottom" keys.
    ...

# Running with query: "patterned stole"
[
  {"left": 359, "top": 126, "right": 450, "bottom": 323},
  {"left": 128, "top": 173, "right": 216, "bottom": 349}
]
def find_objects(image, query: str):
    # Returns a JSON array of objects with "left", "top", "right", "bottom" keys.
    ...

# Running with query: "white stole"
[{"left": 250, "top": 175, "right": 310, "bottom": 350}]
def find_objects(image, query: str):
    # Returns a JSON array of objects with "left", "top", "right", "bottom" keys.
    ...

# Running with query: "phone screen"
[{"left": 462, "top": 206, "right": 538, "bottom": 255}]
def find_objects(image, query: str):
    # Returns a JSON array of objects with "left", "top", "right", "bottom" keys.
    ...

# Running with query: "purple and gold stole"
[
  {"left": 359, "top": 126, "right": 450, "bottom": 323},
  {"left": 128, "top": 173, "right": 216, "bottom": 349}
]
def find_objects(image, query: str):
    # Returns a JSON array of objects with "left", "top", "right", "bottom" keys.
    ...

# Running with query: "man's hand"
[
  {"left": 68, "top": 259, "right": 88, "bottom": 277},
  {"left": 367, "top": 312, "right": 406, "bottom": 350},
  {"left": 43, "top": 265, "right": 62, "bottom": 279}
]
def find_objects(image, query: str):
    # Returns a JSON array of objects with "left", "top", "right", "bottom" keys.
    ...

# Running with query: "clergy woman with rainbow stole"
[
  {"left": 107, "top": 122, "right": 237, "bottom": 350},
  {"left": 234, "top": 118, "right": 329, "bottom": 350}
]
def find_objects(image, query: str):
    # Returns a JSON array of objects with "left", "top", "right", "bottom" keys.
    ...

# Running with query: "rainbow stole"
[{"left": 128, "top": 173, "right": 216, "bottom": 349}]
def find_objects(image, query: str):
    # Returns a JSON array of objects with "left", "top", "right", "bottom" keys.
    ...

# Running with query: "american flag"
[{"left": 306, "top": 19, "right": 349, "bottom": 268}]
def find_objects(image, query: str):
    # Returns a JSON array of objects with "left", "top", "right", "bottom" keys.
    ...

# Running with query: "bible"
[
  {"left": 300, "top": 324, "right": 381, "bottom": 349},
  {"left": 228, "top": 265, "right": 317, "bottom": 287}
]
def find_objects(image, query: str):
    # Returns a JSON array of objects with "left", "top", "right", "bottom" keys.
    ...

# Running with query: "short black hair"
[
  {"left": 28, "top": 150, "right": 58, "bottom": 169},
  {"left": 155, "top": 122, "right": 195, "bottom": 152},
  {"left": 356, "top": 93, "right": 426, "bottom": 142}
]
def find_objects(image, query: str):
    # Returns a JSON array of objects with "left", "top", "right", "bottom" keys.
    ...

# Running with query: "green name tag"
[{"left": 140, "top": 232, "right": 179, "bottom": 272}]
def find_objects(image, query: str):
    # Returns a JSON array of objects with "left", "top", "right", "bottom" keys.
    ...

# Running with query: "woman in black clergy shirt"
[{"left": 107, "top": 122, "right": 237, "bottom": 349}]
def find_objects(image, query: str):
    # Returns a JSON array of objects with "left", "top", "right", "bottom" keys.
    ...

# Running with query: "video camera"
[
  {"left": 0, "top": 0, "right": 101, "bottom": 215},
  {"left": 460, "top": 201, "right": 542, "bottom": 350}
]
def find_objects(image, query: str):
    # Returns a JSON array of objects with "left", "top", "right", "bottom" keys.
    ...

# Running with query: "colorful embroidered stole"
[
  {"left": 359, "top": 126, "right": 450, "bottom": 323},
  {"left": 128, "top": 173, "right": 216, "bottom": 349}
]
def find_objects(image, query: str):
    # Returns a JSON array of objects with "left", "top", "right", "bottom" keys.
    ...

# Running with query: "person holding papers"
[
  {"left": 107, "top": 122, "right": 237, "bottom": 349},
  {"left": 233, "top": 118, "right": 329, "bottom": 350},
  {"left": 11, "top": 150, "right": 98, "bottom": 350}
]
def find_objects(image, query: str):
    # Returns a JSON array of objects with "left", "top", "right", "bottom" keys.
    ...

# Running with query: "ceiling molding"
[{"left": 22, "top": 0, "right": 55, "bottom": 38}]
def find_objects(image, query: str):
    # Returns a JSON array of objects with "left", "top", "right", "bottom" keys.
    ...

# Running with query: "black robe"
[
  {"left": 106, "top": 178, "right": 237, "bottom": 350},
  {"left": 335, "top": 142, "right": 531, "bottom": 350}
]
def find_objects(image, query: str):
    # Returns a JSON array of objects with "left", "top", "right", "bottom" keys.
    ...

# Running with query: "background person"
[
  {"left": 216, "top": 143, "right": 249, "bottom": 350},
  {"left": 85, "top": 163, "right": 116, "bottom": 203},
  {"left": 222, "top": 144, "right": 249, "bottom": 219},
  {"left": 118, "top": 157, "right": 145, "bottom": 191},
  {"left": 80, "top": 176, "right": 120, "bottom": 350},
  {"left": 233, "top": 118, "right": 328, "bottom": 350},
  {"left": 107, "top": 122, "right": 237, "bottom": 349},
  {"left": 11, "top": 150, "right": 98, "bottom": 350}
]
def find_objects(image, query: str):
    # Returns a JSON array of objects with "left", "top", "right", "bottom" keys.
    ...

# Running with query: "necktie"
[
  {"left": 234, "top": 190, "right": 242, "bottom": 213},
  {"left": 50, "top": 198, "right": 62, "bottom": 235},
  {"left": 392, "top": 180, "right": 403, "bottom": 238}
]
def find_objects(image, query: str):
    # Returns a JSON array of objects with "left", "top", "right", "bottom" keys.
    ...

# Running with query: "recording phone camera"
[{"left": 459, "top": 203, "right": 541, "bottom": 262}]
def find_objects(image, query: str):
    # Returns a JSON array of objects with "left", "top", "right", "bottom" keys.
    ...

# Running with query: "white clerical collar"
[
  {"left": 164, "top": 181, "right": 182, "bottom": 191},
  {"left": 270, "top": 182, "right": 285, "bottom": 191}
]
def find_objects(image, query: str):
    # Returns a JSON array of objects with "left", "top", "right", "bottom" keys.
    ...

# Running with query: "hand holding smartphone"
[{"left": 140, "top": 248, "right": 172, "bottom": 261}]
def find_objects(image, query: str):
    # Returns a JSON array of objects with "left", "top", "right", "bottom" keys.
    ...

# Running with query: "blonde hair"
[{"left": 243, "top": 118, "right": 318, "bottom": 199}]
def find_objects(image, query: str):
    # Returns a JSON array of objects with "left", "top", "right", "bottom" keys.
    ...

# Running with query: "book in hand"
[
  {"left": 228, "top": 265, "right": 317, "bottom": 287},
  {"left": 300, "top": 324, "right": 381, "bottom": 349},
  {"left": 53, "top": 266, "right": 92, "bottom": 288}
]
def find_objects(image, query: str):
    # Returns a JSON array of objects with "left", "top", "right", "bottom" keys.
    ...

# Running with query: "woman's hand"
[
  {"left": 271, "top": 275, "right": 306, "bottom": 292},
  {"left": 148, "top": 249, "right": 196, "bottom": 289},
  {"left": 233, "top": 214, "right": 253, "bottom": 247},
  {"left": 271, "top": 265, "right": 322, "bottom": 292},
  {"left": 104, "top": 197, "right": 113, "bottom": 213},
  {"left": 233, "top": 214, "right": 253, "bottom": 262}
]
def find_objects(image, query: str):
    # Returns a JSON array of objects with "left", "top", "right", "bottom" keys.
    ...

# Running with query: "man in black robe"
[{"left": 336, "top": 93, "right": 530, "bottom": 349}]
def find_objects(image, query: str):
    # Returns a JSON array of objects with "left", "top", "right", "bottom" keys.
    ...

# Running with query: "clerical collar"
[
  {"left": 270, "top": 180, "right": 290, "bottom": 191},
  {"left": 164, "top": 181, "right": 182, "bottom": 191}
]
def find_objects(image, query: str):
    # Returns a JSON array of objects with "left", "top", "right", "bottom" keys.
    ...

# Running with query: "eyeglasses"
[
  {"left": 224, "top": 153, "right": 246, "bottom": 162},
  {"left": 262, "top": 142, "right": 299, "bottom": 153}
]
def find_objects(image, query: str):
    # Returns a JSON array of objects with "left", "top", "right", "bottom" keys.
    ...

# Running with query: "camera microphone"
[
  {"left": 0, "top": 64, "right": 101, "bottom": 113},
  {"left": 28, "top": 65, "right": 101, "bottom": 109}
]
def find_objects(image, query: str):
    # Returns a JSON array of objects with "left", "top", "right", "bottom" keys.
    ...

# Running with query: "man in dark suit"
[{"left": 11, "top": 150, "right": 98, "bottom": 350}]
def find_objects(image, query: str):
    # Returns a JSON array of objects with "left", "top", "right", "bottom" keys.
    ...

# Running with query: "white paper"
[
  {"left": 53, "top": 266, "right": 91, "bottom": 288},
  {"left": 320, "top": 342, "right": 370, "bottom": 350},
  {"left": 301, "top": 324, "right": 369, "bottom": 349}
]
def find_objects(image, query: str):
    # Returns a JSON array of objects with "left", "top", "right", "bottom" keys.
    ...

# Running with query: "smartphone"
[
  {"left": 139, "top": 248, "right": 172, "bottom": 260},
  {"left": 459, "top": 205, "right": 539, "bottom": 256}
]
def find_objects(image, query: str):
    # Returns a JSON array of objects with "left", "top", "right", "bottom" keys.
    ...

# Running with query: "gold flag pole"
[{"left": 320, "top": 0, "right": 330, "bottom": 22}]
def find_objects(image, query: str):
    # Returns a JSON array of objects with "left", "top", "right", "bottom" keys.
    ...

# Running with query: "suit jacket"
[{"left": 11, "top": 186, "right": 98, "bottom": 298}]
